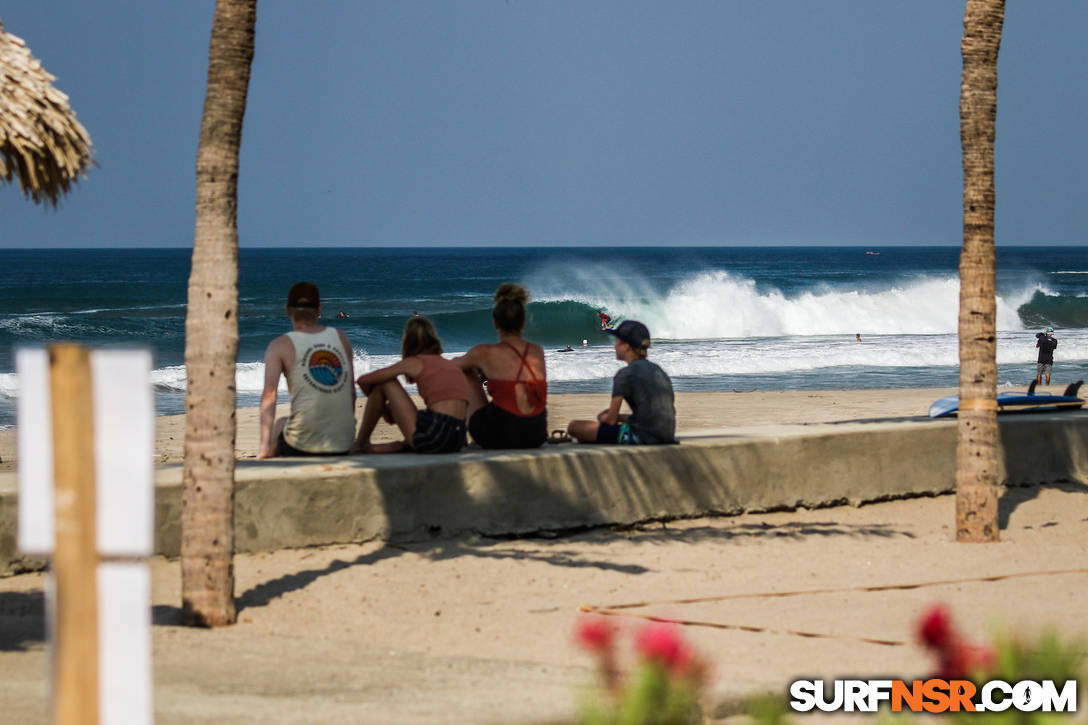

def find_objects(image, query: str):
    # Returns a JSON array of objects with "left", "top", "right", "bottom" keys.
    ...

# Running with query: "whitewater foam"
[
  {"left": 0, "top": 373, "right": 16, "bottom": 400},
  {"left": 149, "top": 350, "right": 388, "bottom": 395},
  {"left": 532, "top": 269, "right": 1034, "bottom": 339},
  {"left": 4, "top": 332, "right": 1086, "bottom": 401},
  {"left": 0, "top": 313, "right": 122, "bottom": 339}
]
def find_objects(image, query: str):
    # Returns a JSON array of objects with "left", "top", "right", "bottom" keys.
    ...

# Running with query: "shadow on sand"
[
  {"left": 0, "top": 590, "right": 46, "bottom": 651},
  {"left": 230, "top": 516, "right": 915, "bottom": 615},
  {"left": 998, "top": 480, "right": 1088, "bottom": 530}
]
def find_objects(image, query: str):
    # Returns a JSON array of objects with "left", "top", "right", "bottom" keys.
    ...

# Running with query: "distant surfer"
[
  {"left": 336, "top": 310, "right": 348, "bottom": 319},
  {"left": 1036, "top": 327, "right": 1057, "bottom": 385},
  {"left": 855, "top": 333, "right": 861, "bottom": 342},
  {"left": 582, "top": 339, "right": 588, "bottom": 347},
  {"left": 557, "top": 344, "right": 574, "bottom": 352},
  {"left": 597, "top": 311, "right": 612, "bottom": 330}
]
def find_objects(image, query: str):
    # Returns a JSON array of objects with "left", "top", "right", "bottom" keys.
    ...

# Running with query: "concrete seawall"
[{"left": 2, "top": 413, "right": 1087, "bottom": 575}]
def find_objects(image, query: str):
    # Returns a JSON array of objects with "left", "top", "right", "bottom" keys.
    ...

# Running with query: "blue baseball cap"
[{"left": 606, "top": 320, "right": 651, "bottom": 349}]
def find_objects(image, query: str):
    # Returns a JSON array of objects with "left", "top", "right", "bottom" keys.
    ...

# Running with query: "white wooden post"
[{"left": 17, "top": 346, "right": 154, "bottom": 725}]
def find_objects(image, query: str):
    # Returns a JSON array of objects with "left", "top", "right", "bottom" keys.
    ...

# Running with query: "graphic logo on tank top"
[{"left": 301, "top": 344, "right": 347, "bottom": 392}]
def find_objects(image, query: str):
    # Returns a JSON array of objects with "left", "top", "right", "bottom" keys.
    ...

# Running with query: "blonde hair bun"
[{"left": 494, "top": 283, "right": 529, "bottom": 306}]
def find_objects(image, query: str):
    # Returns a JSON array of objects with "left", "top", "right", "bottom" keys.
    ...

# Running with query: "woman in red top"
[
  {"left": 352, "top": 316, "right": 469, "bottom": 454},
  {"left": 456, "top": 283, "right": 548, "bottom": 448}
]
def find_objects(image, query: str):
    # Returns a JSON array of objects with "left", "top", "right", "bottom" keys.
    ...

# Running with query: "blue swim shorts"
[{"left": 595, "top": 422, "right": 641, "bottom": 445}]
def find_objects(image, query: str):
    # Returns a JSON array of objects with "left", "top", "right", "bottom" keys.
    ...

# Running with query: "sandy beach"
[
  {"left": 0, "top": 387, "right": 967, "bottom": 471},
  {"left": 2, "top": 386, "right": 1086, "bottom": 724},
  {"left": 1, "top": 472, "right": 1086, "bottom": 723}
]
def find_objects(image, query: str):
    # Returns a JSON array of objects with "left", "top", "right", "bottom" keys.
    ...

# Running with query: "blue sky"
[{"left": 2, "top": 1, "right": 1086, "bottom": 248}]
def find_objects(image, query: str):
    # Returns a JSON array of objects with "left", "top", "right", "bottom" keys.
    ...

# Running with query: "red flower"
[
  {"left": 916, "top": 604, "right": 996, "bottom": 680},
  {"left": 635, "top": 622, "right": 693, "bottom": 673},
  {"left": 938, "top": 644, "right": 973, "bottom": 679},
  {"left": 576, "top": 617, "right": 615, "bottom": 654},
  {"left": 939, "top": 644, "right": 995, "bottom": 679},
  {"left": 917, "top": 604, "right": 955, "bottom": 650}
]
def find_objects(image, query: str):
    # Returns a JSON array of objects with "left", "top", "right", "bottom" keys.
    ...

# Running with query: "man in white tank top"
[{"left": 258, "top": 282, "right": 357, "bottom": 457}]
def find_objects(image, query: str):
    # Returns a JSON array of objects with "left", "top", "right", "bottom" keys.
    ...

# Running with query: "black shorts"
[
  {"left": 275, "top": 431, "right": 348, "bottom": 457},
  {"left": 411, "top": 409, "right": 467, "bottom": 454},
  {"left": 468, "top": 403, "right": 547, "bottom": 449}
]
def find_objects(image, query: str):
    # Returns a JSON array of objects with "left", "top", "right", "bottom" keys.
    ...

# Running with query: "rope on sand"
[{"left": 579, "top": 568, "right": 1088, "bottom": 647}]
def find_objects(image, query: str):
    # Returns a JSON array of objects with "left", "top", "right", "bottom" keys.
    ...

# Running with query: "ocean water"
[{"left": 1, "top": 246, "right": 1086, "bottom": 427}]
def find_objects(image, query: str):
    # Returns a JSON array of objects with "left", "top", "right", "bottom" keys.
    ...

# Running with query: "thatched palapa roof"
[{"left": 0, "top": 19, "right": 92, "bottom": 206}]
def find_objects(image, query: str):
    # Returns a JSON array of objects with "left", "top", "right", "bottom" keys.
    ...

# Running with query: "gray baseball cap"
[{"left": 605, "top": 320, "right": 651, "bottom": 349}]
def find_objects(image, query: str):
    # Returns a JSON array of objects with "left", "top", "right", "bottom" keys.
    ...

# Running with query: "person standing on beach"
[
  {"left": 566, "top": 320, "right": 676, "bottom": 445},
  {"left": 1036, "top": 326, "right": 1058, "bottom": 385},
  {"left": 258, "top": 282, "right": 356, "bottom": 458},
  {"left": 455, "top": 283, "right": 549, "bottom": 449}
]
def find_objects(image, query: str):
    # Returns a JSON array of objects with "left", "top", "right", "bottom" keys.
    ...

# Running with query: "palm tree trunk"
[
  {"left": 181, "top": 0, "right": 256, "bottom": 626},
  {"left": 955, "top": 0, "right": 1004, "bottom": 543}
]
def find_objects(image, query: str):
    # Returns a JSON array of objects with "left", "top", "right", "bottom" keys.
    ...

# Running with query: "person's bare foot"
[{"left": 368, "top": 440, "right": 409, "bottom": 454}]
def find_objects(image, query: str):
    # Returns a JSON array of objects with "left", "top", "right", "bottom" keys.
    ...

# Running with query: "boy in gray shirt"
[{"left": 566, "top": 320, "right": 676, "bottom": 444}]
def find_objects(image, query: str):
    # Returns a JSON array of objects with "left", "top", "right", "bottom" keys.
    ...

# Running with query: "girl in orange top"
[
  {"left": 352, "top": 316, "right": 469, "bottom": 454},
  {"left": 455, "top": 283, "right": 548, "bottom": 449}
]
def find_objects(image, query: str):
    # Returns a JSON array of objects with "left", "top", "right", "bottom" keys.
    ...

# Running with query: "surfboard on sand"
[{"left": 928, "top": 380, "right": 1085, "bottom": 418}]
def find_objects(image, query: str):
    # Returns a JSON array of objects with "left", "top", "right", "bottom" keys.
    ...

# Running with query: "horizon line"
[{"left": 1, "top": 242, "right": 1084, "bottom": 251}]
